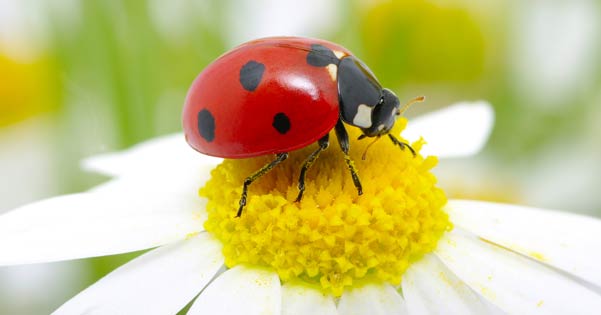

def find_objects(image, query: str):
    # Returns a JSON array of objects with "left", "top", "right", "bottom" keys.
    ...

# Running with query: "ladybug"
[{"left": 183, "top": 37, "right": 419, "bottom": 217}]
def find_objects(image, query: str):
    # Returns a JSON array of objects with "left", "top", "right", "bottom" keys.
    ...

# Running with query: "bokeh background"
[{"left": 1, "top": 0, "right": 600, "bottom": 313}]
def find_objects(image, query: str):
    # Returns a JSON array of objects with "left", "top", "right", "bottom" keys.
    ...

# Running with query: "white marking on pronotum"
[
  {"left": 392, "top": 107, "right": 400, "bottom": 120},
  {"left": 353, "top": 104, "right": 373, "bottom": 128},
  {"left": 333, "top": 50, "right": 346, "bottom": 59},
  {"left": 326, "top": 64, "right": 337, "bottom": 81}
]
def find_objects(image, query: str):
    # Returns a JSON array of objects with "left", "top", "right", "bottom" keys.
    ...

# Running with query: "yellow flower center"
[{"left": 201, "top": 118, "right": 451, "bottom": 296}]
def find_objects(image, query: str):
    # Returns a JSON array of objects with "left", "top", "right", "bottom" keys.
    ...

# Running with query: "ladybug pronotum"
[{"left": 183, "top": 37, "right": 420, "bottom": 217}]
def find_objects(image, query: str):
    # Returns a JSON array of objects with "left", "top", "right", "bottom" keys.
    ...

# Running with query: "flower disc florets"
[{"left": 201, "top": 119, "right": 451, "bottom": 296}]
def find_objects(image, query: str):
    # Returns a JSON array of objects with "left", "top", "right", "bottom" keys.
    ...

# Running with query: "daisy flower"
[{"left": 2, "top": 101, "right": 601, "bottom": 315}]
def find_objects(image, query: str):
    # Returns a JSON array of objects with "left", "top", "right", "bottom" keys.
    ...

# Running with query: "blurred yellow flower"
[
  {"left": 359, "top": 0, "right": 486, "bottom": 86},
  {"left": 0, "top": 49, "right": 59, "bottom": 126}
]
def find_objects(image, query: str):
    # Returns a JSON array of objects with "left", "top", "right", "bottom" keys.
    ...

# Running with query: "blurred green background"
[{"left": 1, "top": 0, "right": 600, "bottom": 313}]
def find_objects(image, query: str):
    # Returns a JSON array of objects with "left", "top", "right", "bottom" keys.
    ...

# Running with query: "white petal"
[
  {"left": 0, "top": 191, "right": 205, "bottom": 265},
  {"left": 282, "top": 282, "right": 337, "bottom": 315},
  {"left": 89, "top": 161, "right": 215, "bottom": 197},
  {"left": 188, "top": 265, "right": 281, "bottom": 315},
  {"left": 402, "top": 253, "right": 503, "bottom": 315},
  {"left": 403, "top": 101, "right": 494, "bottom": 158},
  {"left": 82, "top": 133, "right": 222, "bottom": 178},
  {"left": 337, "top": 284, "right": 407, "bottom": 315},
  {"left": 53, "top": 234, "right": 223, "bottom": 315},
  {"left": 447, "top": 199, "right": 601, "bottom": 288},
  {"left": 435, "top": 231, "right": 601, "bottom": 314}
]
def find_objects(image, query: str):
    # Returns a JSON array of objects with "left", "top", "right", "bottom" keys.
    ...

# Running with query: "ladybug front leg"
[
  {"left": 334, "top": 119, "right": 363, "bottom": 196},
  {"left": 237, "top": 153, "right": 289, "bottom": 217},
  {"left": 295, "top": 134, "right": 330, "bottom": 202},
  {"left": 387, "top": 134, "right": 416, "bottom": 157}
]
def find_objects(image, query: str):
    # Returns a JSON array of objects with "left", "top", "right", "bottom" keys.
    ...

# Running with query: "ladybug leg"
[
  {"left": 387, "top": 134, "right": 416, "bottom": 157},
  {"left": 295, "top": 134, "right": 330, "bottom": 202},
  {"left": 334, "top": 119, "right": 363, "bottom": 196},
  {"left": 237, "top": 153, "right": 289, "bottom": 217}
]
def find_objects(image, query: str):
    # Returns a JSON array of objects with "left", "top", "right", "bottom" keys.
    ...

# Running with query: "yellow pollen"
[{"left": 201, "top": 118, "right": 451, "bottom": 296}]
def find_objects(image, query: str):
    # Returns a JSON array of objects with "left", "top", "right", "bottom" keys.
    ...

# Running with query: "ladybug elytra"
[{"left": 183, "top": 37, "right": 420, "bottom": 217}]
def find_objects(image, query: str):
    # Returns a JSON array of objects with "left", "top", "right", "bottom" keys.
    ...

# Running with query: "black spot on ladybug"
[
  {"left": 197, "top": 109, "right": 216, "bottom": 142},
  {"left": 272, "top": 112, "right": 291, "bottom": 134},
  {"left": 306, "top": 44, "right": 338, "bottom": 67},
  {"left": 307, "top": 44, "right": 338, "bottom": 67},
  {"left": 239, "top": 60, "right": 265, "bottom": 91}
]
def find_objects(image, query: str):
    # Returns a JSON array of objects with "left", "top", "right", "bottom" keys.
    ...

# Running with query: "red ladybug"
[{"left": 183, "top": 37, "right": 417, "bottom": 216}]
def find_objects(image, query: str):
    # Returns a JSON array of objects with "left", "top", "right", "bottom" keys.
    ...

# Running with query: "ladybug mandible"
[{"left": 183, "top": 37, "right": 420, "bottom": 217}]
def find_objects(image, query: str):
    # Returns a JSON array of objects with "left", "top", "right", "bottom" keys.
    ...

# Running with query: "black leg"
[
  {"left": 295, "top": 134, "right": 329, "bottom": 202},
  {"left": 334, "top": 119, "right": 363, "bottom": 195},
  {"left": 388, "top": 134, "right": 416, "bottom": 157},
  {"left": 237, "top": 153, "right": 288, "bottom": 217}
]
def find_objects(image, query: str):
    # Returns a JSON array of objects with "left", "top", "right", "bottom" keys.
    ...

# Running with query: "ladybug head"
[
  {"left": 359, "top": 88, "right": 400, "bottom": 137},
  {"left": 357, "top": 93, "right": 424, "bottom": 160}
]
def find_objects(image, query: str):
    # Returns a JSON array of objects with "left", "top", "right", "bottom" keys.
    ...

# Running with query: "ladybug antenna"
[
  {"left": 361, "top": 136, "right": 381, "bottom": 160},
  {"left": 398, "top": 95, "right": 426, "bottom": 116}
]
